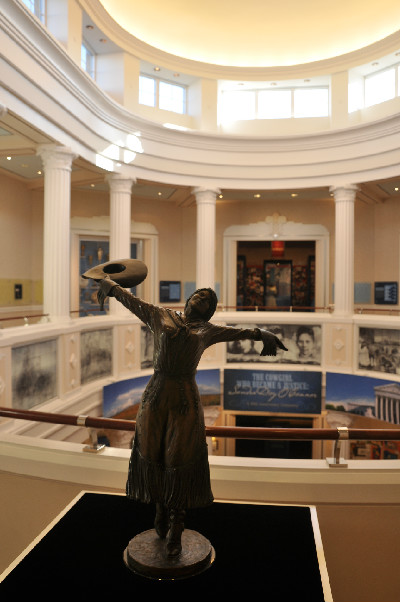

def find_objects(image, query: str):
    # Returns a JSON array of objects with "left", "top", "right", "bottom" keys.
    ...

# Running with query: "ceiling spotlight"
[
  {"left": 99, "top": 38, "right": 107, "bottom": 43},
  {"left": 218, "top": 194, "right": 223, "bottom": 198},
  {"left": 157, "top": 191, "right": 162, "bottom": 196},
  {"left": 291, "top": 193, "right": 298, "bottom": 197},
  {"left": 6, "top": 156, "right": 11, "bottom": 160},
  {"left": 254, "top": 193, "right": 261, "bottom": 198},
  {"left": 86, "top": 24, "right": 94, "bottom": 30},
  {"left": 90, "top": 183, "right": 95, "bottom": 187},
  {"left": 37, "top": 170, "right": 42, "bottom": 175},
  {"left": 154, "top": 66, "right": 161, "bottom": 72},
  {"left": 395, "top": 187, "right": 399, "bottom": 191}
]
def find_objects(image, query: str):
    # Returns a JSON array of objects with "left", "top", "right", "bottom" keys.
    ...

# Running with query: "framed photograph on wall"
[{"left": 264, "top": 260, "right": 292, "bottom": 308}]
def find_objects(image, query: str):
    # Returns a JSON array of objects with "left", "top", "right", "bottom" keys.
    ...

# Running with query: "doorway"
[
  {"left": 236, "top": 240, "right": 315, "bottom": 310},
  {"left": 235, "top": 414, "right": 313, "bottom": 459}
]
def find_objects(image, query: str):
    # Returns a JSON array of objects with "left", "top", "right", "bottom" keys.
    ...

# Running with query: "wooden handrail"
[
  {"left": 0, "top": 313, "right": 49, "bottom": 323},
  {"left": 1, "top": 406, "right": 400, "bottom": 441}
]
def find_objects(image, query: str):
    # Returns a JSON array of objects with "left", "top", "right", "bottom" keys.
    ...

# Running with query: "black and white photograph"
[
  {"left": 358, "top": 327, "right": 400, "bottom": 375},
  {"left": 80, "top": 329, "right": 112, "bottom": 384},
  {"left": 12, "top": 340, "right": 57, "bottom": 409},
  {"left": 226, "top": 323, "right": 322, "bottom": 365}
]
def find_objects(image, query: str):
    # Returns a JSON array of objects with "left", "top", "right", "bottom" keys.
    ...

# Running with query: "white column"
[
  {"left": 37, "top": 144, "right": 76, "bottom": 322},
  {"left": 107, "top": 174, "right": 135, "bottom": 260},
  {"left": 106, "top": 174, "right": 135, "bottom": 315},
  {"left": 331, "top": 185, "right": 357, "bottom": 316},
  {"left": 192, "top": 187, "right": 220, "bottom": 290}
]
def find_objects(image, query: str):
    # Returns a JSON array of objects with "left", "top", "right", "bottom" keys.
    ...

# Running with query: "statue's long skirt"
[{"left": 126, "top": 373, "right": 214, "bottom": 510}]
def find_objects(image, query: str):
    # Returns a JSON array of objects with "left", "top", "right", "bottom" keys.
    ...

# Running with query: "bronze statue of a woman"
[{"left": 97, "top": 278, "right": 287, "bottom": 558}]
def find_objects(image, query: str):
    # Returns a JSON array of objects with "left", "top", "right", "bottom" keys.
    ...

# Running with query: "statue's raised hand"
[{"left": 97, "top": 277, "right": 118, "bottom": 311}]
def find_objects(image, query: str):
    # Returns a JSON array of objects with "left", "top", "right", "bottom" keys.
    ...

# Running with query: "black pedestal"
[{"left": 0, "top": 493, "right": 328, "bottom": 600}]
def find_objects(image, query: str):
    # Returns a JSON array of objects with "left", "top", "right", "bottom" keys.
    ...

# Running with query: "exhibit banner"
[
  {"left": 223, "top": 368, "right": 322, "bottom": 413},
  {"left": 103, "top": 369, "right": 221, "bottom": 419}
]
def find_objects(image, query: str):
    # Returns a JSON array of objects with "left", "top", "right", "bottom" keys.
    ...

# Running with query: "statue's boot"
[
  {"left": 154, "top": 503, "right": 169, "bottom": 539},
  {"left": 166, "top": 509, "right": 186, "bottom": 557}
]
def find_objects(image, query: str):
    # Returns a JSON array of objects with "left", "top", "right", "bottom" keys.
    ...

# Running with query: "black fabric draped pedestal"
[{"left": 0, "top": 493, "right": 328, "bottom": 600}]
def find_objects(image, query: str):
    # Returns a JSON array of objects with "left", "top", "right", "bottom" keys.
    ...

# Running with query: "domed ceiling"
[{"left": 99, "top": 0, "right": 400, "bottom": 67}]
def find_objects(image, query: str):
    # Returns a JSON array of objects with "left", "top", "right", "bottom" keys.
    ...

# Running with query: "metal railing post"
[
  {"left": 77, "top": 415, "right": 106, "bottom": 453},
  {"left": 327, "top": 426, "right": 349, "bottom": 467}
]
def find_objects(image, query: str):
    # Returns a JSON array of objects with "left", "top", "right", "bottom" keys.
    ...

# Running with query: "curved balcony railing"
[
  {"left": 1, "top": 304, "right": 399, "bottom": 328},
  {"left": 1, "top": 406, "right": 400, "bottom": 466}
]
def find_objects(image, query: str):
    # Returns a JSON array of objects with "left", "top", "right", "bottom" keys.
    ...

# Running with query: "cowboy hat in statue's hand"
[
  {"left": 82, "top": 258, "right": 148, "bottom": 311},
  {"left": 81, "top": 258, "right": 148, "bottom": 288}
]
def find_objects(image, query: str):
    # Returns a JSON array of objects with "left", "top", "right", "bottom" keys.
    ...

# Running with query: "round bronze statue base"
[{"left": 123, "top": 528, "right": 215, "bottom": 580}]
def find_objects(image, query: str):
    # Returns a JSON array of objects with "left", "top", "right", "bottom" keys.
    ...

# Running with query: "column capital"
[
  {"left": 329, "top": 184, "right": 358, "bottom": 202},
  {"left": 192, "top": 187, "right": 220, "bottom": 204},
  {"left": 106, "top": 173, "right": 135, "bottom": 194},
  {"left": 37, "top": 144, "right": 77, "bottom": 171}
]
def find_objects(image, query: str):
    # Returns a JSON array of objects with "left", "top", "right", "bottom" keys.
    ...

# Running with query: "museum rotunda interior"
[{"left": 1, "top": 1, "right": 400, "bottom": 598}]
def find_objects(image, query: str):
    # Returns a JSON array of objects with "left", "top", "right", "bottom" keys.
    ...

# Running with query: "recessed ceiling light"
[
  {"left": 372, "top": 61, "right": 379, "bottom": 66},
  {"left": 218, "top": 194, "right": 223, "bottom": 198},
  {"left": 154, "top": 66, "right": 161, "bottom": 72},
  {"left": 90, "top": 183, "right": 95, "bottom": 187},
  {"left": 173, "top": 73, "right": 180, "bottom": 77},
  {"left": 291, "top": 193, "right": 298, "bottom": 197},
  {"left": 254, "top": 193, "right": 261, "bottom": 198},
  {"left": 86, "top": 24, "right": 94, "bottom": 30},
  {"left": 6, "top": 156, "right": 11, "bottom": 160},
  {"left": 37, "top": 170, "right": 42, "bottom": 175},
  {"left": 395, "top": 187, "right": 399, "bottom": 191},
  {"left": 157, "top": 191, "right": 162, "bottom": 196},
  {"left": 99, "top": 38, "right": 107, "bottom": 43}
]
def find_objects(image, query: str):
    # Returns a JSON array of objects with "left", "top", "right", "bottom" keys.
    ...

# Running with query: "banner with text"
[{"left": 223, "top": 368, "right": 322, "bottom": 414}]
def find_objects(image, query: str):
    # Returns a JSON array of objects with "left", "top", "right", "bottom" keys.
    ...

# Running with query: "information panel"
[{"left": 223, "top": 368, "right": 322, "bottom": 414}]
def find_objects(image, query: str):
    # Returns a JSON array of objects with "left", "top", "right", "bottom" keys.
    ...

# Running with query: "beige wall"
[
  {"left": 1, "top": 174, "right": 398, "bottom": 308},
  {"left": 373, "top": 197, "right": 400, "bottom": 282},
  {"left": 0, "top": 175, "right": 41, "bottom": 306}
]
